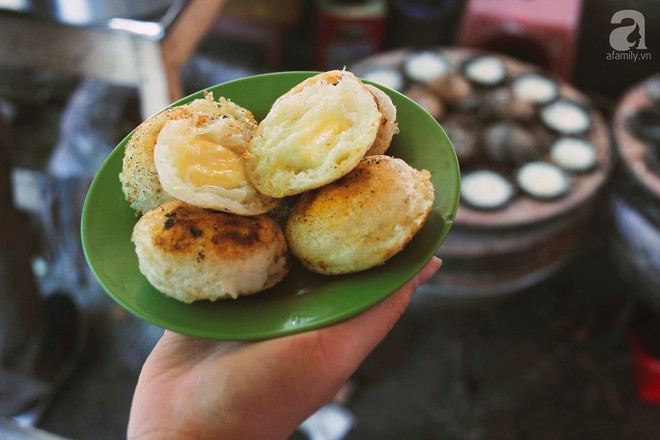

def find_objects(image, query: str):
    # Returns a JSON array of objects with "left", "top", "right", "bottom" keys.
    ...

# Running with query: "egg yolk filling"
[
  {"left": 285, "top": 112, "right": 354, "bottom": 170},
  {"left": 155, "top": 114, "right": 254, "bottom": 194},
  {"left": 174, "top": 133, "right": 246, "bottom": 190}
]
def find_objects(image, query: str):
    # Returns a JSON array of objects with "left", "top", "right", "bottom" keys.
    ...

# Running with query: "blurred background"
[{"left": 1, "top": 0, "right": 659, "bottom": 438}]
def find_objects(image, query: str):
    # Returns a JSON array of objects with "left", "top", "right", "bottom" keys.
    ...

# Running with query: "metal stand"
[{"left": 0, "top": 0, "right": 227, "bottom": 118}]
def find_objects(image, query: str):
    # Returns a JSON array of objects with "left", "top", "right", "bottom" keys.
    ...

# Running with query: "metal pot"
[{"left": 610, "top": 73, "right": 660, "bottom": 312}]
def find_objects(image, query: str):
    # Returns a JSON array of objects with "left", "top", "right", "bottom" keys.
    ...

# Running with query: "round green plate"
[{"left": 81, "top": 72, "right": 460, "bottom": 340}]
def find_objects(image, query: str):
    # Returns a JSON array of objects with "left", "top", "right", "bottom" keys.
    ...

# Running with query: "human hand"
[{"left": 128, "top": 257, "right": 441, "bottom": 439}]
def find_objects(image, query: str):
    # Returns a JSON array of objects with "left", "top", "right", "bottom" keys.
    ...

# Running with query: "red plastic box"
[{"left": 457, "top": 0, "right": 584, "bottom": 80}]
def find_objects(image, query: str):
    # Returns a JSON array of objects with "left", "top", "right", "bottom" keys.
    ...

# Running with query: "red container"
[
  {"left": 457, "top": 0, "right": 584, "bottom": 79},
  {"left": 628, "top": 327, "right": 660, "bottom": 404},
  {"left": 315, "top": 0, "right": 387, "bottom": 70}
]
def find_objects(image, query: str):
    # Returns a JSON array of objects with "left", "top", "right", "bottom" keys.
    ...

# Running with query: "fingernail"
[{"left": 415, "top": 257, "right": 442, "bottom": 287}]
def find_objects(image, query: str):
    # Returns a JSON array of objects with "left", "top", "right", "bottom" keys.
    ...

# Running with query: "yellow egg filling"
[{"left": 173, "top": 133, "right": 246, "bottom": 190}]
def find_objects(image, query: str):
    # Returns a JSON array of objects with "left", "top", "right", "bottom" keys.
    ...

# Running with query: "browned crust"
[
  {"left": 143, "top": 200, "right": 282, "bottom": 261},
  {"left": 286, "top": 155, "right": 434, "bottom": 274}
]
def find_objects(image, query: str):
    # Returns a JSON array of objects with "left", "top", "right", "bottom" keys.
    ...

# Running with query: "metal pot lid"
[{"left": 0, "top": 0, "right": 177, "bottom": 27}]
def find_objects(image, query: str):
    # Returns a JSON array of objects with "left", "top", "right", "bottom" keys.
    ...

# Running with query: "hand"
[{"left": 128, "top": 257, "right": 441, "bottom": 440}]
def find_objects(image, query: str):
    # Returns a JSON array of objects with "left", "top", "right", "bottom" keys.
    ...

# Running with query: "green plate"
[{"left": 81, "top": 72, "right": 460, "bottom": 340}]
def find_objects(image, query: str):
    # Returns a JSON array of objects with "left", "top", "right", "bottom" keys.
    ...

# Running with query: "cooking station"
[{"left": 350, "top": 47, "right": 613, "bottom": 302}]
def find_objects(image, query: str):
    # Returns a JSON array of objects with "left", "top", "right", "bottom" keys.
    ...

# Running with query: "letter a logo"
[{"left": 610, "top": 10, "right": 647, "bottom": 51}]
